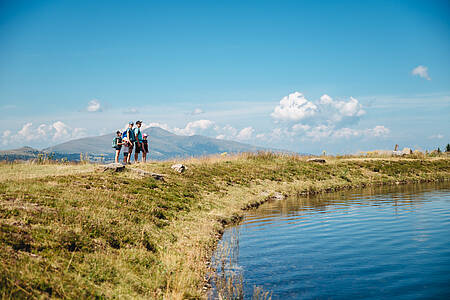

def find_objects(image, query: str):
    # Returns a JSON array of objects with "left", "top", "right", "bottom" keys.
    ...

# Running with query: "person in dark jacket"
[
  {"left": 126, "top": 121, "right": 135, "bottom": 164},
  {"left": 112, "top": 130, "right": 124, "bottom": 163}
]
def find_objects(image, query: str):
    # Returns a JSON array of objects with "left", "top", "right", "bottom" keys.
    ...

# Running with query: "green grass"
[{"left": 0, "top": 153, "right": 449, "bottom": 299}]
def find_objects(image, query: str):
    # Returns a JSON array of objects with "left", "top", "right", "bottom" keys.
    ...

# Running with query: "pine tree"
[
  {"left": 446, "top": 143, "right": 450, "bottom": 152},
  {"left": 437, "top": 147, "right": 441, "bottom": 153}
]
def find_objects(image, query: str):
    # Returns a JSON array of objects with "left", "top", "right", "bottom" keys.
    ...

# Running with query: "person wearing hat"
[
  {"left": 134, "top": 120, "right": 144, "bottom": 163},
  {"left": 126, "top": 121, "right": 135, "bottom": 164},
  {"left": 142, "top": 133, "right": 149, "bottom": 162}
]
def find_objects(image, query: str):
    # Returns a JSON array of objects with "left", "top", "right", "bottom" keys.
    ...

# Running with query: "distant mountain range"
[{"left": 0, "top": 127, "right": 268, "bottom": 162}]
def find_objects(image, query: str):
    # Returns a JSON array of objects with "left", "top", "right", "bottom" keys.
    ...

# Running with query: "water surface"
[{"left": 216, "top": 182, "right": 450, "bottom": 299}]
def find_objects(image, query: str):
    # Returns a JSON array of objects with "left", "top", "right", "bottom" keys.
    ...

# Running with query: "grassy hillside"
[{"left": 0, "top": 154, "right": 449, "bottom": 299}]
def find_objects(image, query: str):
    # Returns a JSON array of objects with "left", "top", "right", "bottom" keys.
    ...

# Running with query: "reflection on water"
[{"left": 216, "top": 182, "right": 450, "bottom": 299}]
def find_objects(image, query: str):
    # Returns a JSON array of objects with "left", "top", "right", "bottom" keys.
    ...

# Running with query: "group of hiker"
[{"left": 112, "top": 121, "right": 149, "bottom": 164}]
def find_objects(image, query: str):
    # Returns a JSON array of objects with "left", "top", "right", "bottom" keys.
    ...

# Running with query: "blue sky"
[{"left": 1, "top": 0, "right": 449, "bottom": 154}]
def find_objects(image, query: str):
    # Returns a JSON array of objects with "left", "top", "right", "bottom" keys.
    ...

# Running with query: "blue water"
[{"left": 216, "top": 182, "right": 450, "bottom": 299}]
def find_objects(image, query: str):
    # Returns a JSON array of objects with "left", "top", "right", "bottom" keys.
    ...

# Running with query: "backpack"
[
  {"left": 128, "top": 128, "right": 136, "bottom": 142},
  {"left": 122, "top": 129, "right": 136, "bottom": 142},
  {"left": 112, "top": 137, "right": 118, "bottom": 148}
]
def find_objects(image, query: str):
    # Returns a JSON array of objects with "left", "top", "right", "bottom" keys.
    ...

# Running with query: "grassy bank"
[{"left": 1, "top": 154, "right": 449, "bottom": 299}]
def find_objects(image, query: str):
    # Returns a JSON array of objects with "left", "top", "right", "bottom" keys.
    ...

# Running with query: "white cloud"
[
  {"left": 305, "top": 125, "right": 333, "bottom": 141},
  {"left": 17, "top": 122, "right": 36, "bottom": 140},
  {"left": 211, "top": 124, "right": 261, "bottom": 141},
  {"left": 37, "top": 124, "right": 49, "bottom": 137},
  {"left": 141, "top": 122, "right": 171, "bottom": 132},
  {"left": 318, "top": 94, "right": 365, "bottom": 124},
  {"left": 368, "top": 125, "right": 390, "bottom": 137},
  {"left": 221, "top": 124, "right": 238, "bottom": 137},
  {"left": 52, "top": 121, "right": 70, "bottom": 141},
  {"left": 333, "top": 97, "right": 365, "bottom": 117},
  {"left": 271, "top": 92, "right": 318, "bottom": 121},
  {"left": 412, "top": 65, "right": 431, "bottom": 80},
  {"left": 236, "top": 127, "right": 254, "bottom": 140},
  {"left": 173, "top": 119, "right": 215, "bottom": 136},
  {"left": 87, "top": 99, "right": 102, "bottom": 112},
  {"left": 319, "top": 94, "right": 333, "bottom": 105},
  {"left": 272, "top": 92, "right": 365, "bottom": 126},
  {"left": 332, "top": 127, "right": 361, "bottom": 139},
  {"left": 2, "top": 130, "right": 11, "bottom": 138},
  {"left": 269, "top": 127, "right": 296, "bottom": 140},
  {"left": 2, "top": 121, "right": 87, "bottom": 147},
  {"left": 429, "top": 133, "right": 444, "bottom": 139}
]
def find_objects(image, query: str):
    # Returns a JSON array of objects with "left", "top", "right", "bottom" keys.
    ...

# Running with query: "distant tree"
[
  {"left": 446, "top": 143, "right": 450, "bottom": 152},
  {"left": 437, "top": 147, "right": 441, "bottom": 154}
]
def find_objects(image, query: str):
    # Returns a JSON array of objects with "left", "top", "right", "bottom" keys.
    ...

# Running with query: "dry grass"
[
  {"left": 0, "top": 161, "right": 95, "bottom": 182},
  {"left": 0, "top": 153, "right": 449, "bottom": 299}
]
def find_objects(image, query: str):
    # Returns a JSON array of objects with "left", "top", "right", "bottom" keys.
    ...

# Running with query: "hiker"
[
  {"left": 122, "top": 137, "right": 130, "bottom": 164},
  {"left": 126, "top": 121, "right": 135, "bottom": 164},
  {"left": 112, "top": 130, "right": 124, "bottom": 163},
  {"left": 134, "top": 120, "right": 143, "bottom": 163},
  {"left": 142, "top": 133, "right": 149, "bottom": 162}
]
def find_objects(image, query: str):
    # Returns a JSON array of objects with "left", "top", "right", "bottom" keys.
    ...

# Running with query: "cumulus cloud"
[
  {"left": 272, "top": 92, "right": 365, "bottom": 127},
  {"left": 368, "top": 125, "right": 390, "bottom": 137},
  {"left": 2, "top": 121, "right": 88, "bottom": 147},
  {"left": 271, "top": 92, "right": 318, "bottom": 121},
  {"left": 52, "top": 121, "right": 71, "bottom": 141},
  {"left": 86, "top": 99, "right": 102, "bottom": 112},
  {"left": 17, "top": 122, "right": 36, "bottom": 140},
  {"left": 412, "top": 65, "right": 431, "bottom": 80},
  {"left": 305, "top": 125, "right": 333, "bottom": 141},
  {"left": 212, "top": 124, "right": 258, "bottom": 141},
  {"left": 2, "top": 130, "right": 11, "bottom": 138},
  {"left": 236, "top": 127, "right": 254, "bottom": 140},
  {"left": 141, "top": 122, "right": 171, "bottom": 132},
  {"left": 265, "top": 92, "right": 382, "bottom": 143},
  {"left": 318, "top": 94, "right": 365, "bottom": 125},
  {"left": 173, "top": 120, "right": 215, "bottom": 136}
]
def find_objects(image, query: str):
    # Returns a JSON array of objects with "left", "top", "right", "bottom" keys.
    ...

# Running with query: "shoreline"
[{"left": 0, "top": 154, "right": 449, "bottom": 299}]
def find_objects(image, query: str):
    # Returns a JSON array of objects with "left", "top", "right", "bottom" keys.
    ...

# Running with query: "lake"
[{"left": 211, "top": 182, "right": 450, "bottom": 299}]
